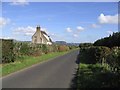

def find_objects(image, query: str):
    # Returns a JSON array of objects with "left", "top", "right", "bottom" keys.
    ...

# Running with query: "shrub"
[
  {"left": 30, "top": 50, "right": 42, "bottom": 56},
  {"left": 94, "top": 32, "right": 120, "bottom": 48},
  {"left": 95, "top": 46, "right": 110, "bottom": 65},
  {"left": 79, "top": 46, "right": 97, "bottom": 64},
  {"left": 0, "top": 39, "right": 2, "bottom": 63},
  {"left": 41, "top": 44, "right": 49, "bottom": 54},
  {"left": 19, "top": 43, "right": 30, "bottom": 55},
  {"left": 47, "top": 44, "right": 59, "bottom": 52},
  {"left": 79, "top": 43, "right": 93, "bottom": 48},
  {"left": 3, "top": 41, "right": 70, "bottom": 63},
  {"left": 106, "top": 47, "right": 120, "bottom": 73},
  {"left": 78, "top": 46, "right": 110, "bottom": 64},
  {"left": 58, "top": 45, "right": 69, "bottom": 52},
  {"left": 2, "top": 39, "right": 15, "bottom": 63},
  {"left": 69, "top": 45, "right": 78, "bottom": 50},
  {"left": 78, "top": 63, "right": 120, "bottom": 88}
]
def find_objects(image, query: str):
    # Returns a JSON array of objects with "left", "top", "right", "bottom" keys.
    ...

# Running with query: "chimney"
[{"left": 36, "top": 25, "right": 41, "bottom": 32}]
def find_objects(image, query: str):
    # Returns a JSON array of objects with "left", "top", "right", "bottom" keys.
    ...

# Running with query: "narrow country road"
[{"left": 2, "top": 50, "right": 79, "bottom": 88}]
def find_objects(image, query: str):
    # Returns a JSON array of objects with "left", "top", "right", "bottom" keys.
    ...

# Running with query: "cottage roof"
[
  {"left": 32, "top": 26, "right": 52, "bottom": 43},
  {"left": 41, "top": 31, "right": 47, "bottom": 36}
]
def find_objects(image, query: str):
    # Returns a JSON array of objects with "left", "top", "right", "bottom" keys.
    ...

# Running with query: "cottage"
[{"left": 32, "top": 26, "right": 52, "bottom": 45}]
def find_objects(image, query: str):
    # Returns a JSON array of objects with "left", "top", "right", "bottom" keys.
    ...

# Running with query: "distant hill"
[
  {"left": 54, "top": 41, "right": 67, "bottom": 45},
  {"left": 67, "top": 43, "right": 79, "bottom": 46},
  {"left": 54, "top": 41, "right": 79, "bottom": 46}
]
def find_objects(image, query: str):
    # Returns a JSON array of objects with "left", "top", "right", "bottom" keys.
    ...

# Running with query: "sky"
[{"left": 1, "top": 1, "right": 118, "bottom": 43}]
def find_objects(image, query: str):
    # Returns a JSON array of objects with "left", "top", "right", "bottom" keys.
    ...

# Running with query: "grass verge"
[
  {"left": 1, "top": 51, "right": 70, "bottom": 77},
  {"left": 77, "top": 63, "right": 119, "bottom": 88}
]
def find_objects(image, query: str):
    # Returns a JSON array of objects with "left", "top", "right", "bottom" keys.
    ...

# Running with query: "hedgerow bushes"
[
  {"left": 0, "top": 39, "right": 2, "bottom": 63},
  {"left": 58, "top": 45, "right": 69, "bottom": 52},
  {"left": 94, "top": 32, "right": 120, "bottom": 48},
  {"left": 77, "top": 63, "right": 119, "bottom": 88},
  {"left": 14, "top": 43, "right": 70, "bottom": 58},
  {"left": 106, "top": 47, "right": 120, "bottom": 73},
  {"left": 20, "top": 43, "right": 30, "bottom": 55},
  {"left": 77, "top": 32, "right": 120, "bottom": 88},
  {"left": 2, "top": 39, "right": 15, "bottom": 63},
  {"left": 2, "top": 39, "right": 75, "bottom": 63},
  {"left": 79, "top": 46, "right": 111, "bottom": 64},
  {"left": 77, "top": 44, "right": 120, "bottom": 88},
  {"left": 78, "top": 45, "right": 120, "bottom": 73}
]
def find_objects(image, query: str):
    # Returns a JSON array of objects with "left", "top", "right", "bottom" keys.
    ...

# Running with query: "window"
[
  {"left": 34, "top": 36, "right": 37, "bottom": 38},
  {"left": 34, "top": 39, "right": 37, "bottom": 43}
]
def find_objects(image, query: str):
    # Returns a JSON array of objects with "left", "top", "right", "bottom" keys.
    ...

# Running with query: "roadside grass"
[
  {"left": 1, "top": 51, "right": 70, "bottom": 77},
  {"left": 77, "top": 63, "right": 119, "bottom": 88}
]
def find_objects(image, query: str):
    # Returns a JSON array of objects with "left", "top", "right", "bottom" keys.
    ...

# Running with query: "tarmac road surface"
[{"left": 2, "top": 50, "right": 79, "bottom": 88}]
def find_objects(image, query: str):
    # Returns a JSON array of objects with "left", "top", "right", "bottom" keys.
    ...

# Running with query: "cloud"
[
  {"left": 13, "top": 26, "right": 50, "bottom": 36},
  {"left": 66, "top": 27, "right": 72, "bottom": 32},
  {"left": 0, "top": 36, "right": 14, "bottom": 39},
  {"left": 65, "top": 26, "right": 84, "bottom": 38},
  {"left": 13, "top": 26, "right": 36, "bottom": 36},
  {"left": 73, "top": 34, "right": 78, "bottom": 38},
  {"left": 49, "top": 33, "right": 66, "bottom": 41},
  {"left": 0, "top": 17, "right": 10, "bottom": 27},
  {"left": 10, "top": 0, "right": 29, "bottom": 6},
  {"left": 76, "top": 26, "right": 84, "bottom": 32},
  {"left": 91, "top": 24, "right": 100, "bottom": 28},
  {"left": 106, "top": 30, "right": 118, "bottom": 36},
  {"left": 106, "top": 30, "right": 113, "bottom": 35},
  {"left": 98, "top": 13, "right": 118, "bottom": 24}
]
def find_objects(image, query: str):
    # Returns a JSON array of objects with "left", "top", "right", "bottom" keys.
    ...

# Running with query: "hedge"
[
  {"left": 78, "top": 45, "right": 120, "bottom": 73},
  {"left": 2, "top": 39, "right": 15, "bottom": 63},
  {"left": 78, "top": 46, "right": 110, "bottom": 64},
  {"left": 106, "top": 47, "right": 120, "bottom": 73},
  {"left": 2, "top": 40, "right": 74, "bottom": 63},
  {"left": 0, "top": 39, "right": 2, "bottom": 64},
  {"left": 58, "top": 45, "right": 69, "bottom": 52}
]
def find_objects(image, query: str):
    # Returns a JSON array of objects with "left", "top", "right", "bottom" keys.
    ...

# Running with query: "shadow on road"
[
  {"left": 69, "top": 68, "right": 78, "bottom": 90},
  {"left": 69, "top": 54, "right": 80, "bottom": 90}
]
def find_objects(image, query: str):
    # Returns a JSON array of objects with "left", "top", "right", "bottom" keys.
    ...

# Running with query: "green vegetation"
[
  {"left": 1, "top": 39, "right": 78, "bottom": 77},
  {"left": 79, "top": 46, "right": 111, "bottom": 64},
  {"left": 77, "top": 63, "right": 119, "bottom": 88},
  {"left": 79, "top": 43, "right": 93, "bottom": 48},
  {"left": 77, "top": 47, "right": 120, "bottom": 88},
  {"left": 2, "top": 39, "right": 76, "bottom": 63},
  {"left": 76, "top": 32, "right": 120, "bottom": 88},
  {"left": 1, "top": 51, "right": 69, "bottom": 77},
  {"left": 2, "top": 39, "right": 15, "bottom": 63},
  {"left": 94, "top": 32, "right": 120, "bottom": 48}
]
